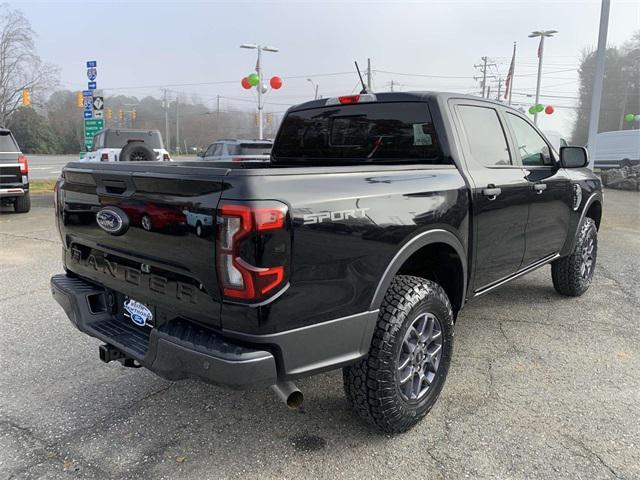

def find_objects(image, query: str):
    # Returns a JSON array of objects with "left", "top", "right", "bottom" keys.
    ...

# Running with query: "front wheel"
[
  {"left": 551, "top": 217, "right": 597, "bottom": 296},
  {"left": 343, "top": 275, "right": 454, "bottom": 434}
]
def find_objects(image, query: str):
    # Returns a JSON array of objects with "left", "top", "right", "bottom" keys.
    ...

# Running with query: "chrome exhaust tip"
[{"left": 271, "top": 381, "right": 303, "bottom": 409}]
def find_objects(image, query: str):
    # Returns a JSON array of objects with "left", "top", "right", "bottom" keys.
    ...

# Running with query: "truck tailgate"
[{"left": 58, "top": 162, "right": 229, "bottom": 328}]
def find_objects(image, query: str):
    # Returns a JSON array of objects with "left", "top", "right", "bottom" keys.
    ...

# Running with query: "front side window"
[
  {"left": 506, "top": 113, "right": 553, "bottom": 166},
  {"left": 457, "top": 105, "right": 511, "bottom": 167},
  {"left": 272, "top": 102, "right": 446, "bottom": 165}
]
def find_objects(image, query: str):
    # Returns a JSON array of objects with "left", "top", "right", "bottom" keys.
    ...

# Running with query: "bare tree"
[{"left": 0, "top": 3, "right": 58, "bottom": 125}]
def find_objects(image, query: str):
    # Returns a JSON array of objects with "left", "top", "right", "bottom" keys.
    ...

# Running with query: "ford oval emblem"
[{"left": 96, "top": 207, "right": 129, "bottom": 236}]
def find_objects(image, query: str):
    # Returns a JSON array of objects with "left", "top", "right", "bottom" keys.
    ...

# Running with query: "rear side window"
[
  {"left": 0, "top": 131, "right": 18, "bottom": 152},
  {"left": 457, "top": 105, "right": 511, "bottom": 167},
  {"left": 272, "top": 103, "right": 447, "bottom": 164}
]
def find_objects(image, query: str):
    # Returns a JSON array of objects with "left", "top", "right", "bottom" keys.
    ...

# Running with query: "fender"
[
  {"left": 369, "top": 229, "right": 468, "bottom": 310},
  {"left": 562, "top": 191, "right": 603, "bottom": 256}
]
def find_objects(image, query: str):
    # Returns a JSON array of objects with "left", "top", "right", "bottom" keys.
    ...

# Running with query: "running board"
[{"left": 474, "top": 253, "right": 560, "bottom": 297}]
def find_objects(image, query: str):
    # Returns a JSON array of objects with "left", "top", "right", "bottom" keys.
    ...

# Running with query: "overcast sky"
[{"left": 11, "top": 0, "right": 640, "bottom": 136}]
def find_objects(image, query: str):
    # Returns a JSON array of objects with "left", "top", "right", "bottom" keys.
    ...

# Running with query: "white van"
[{"left": 592, "top": 130, "right": 640, "bottom": 169}]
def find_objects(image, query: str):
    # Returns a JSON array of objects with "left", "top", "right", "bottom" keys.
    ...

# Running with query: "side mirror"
[{"left": 559, "top": 146, "right": 588, "bottom": 168}]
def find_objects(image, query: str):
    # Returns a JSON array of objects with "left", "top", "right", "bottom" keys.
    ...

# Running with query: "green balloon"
[
  {"left": 625, "top": 113, "right": 635, "bottom": 123},
  {"left": 248, "top": 73, "right": 260, "bottom": 86},
  {"left": 528, "top": 106, "right": 536, "bottom": 115},
  {"left": 535, "top": 104, "right": 544, "bottom": 113}
]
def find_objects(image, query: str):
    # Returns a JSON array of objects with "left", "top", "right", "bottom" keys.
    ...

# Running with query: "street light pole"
[
  {"left": 241, "top": 43, "right": 279, "bottom": 140},
  {"left": 307, "top": 78, "right": 319, "bottom": 99},
  {"left": 529, "top": 29, "right": 558, "bottom": 125},
  {"left": 587, "top": 0, "right": 611, "bottom": 169}
]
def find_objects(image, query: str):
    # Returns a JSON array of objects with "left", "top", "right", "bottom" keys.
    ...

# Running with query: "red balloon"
[
  {"left": 241, "top": 77, "right": 251, "bottom": 89},
  {"left": 270, "top": 76, "right": 283, "bottom": 90},
  {"left": 545, "top": 105, "right": 554, "bottom": 115}
]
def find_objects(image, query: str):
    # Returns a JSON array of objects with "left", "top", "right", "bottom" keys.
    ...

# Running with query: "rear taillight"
[
  {"left": 216, "top": 201, "right": 289, "bottom": 302},
  {"left": 100, "top": 153, "right": 109, "bottom": 161},
  {"left": 163, "top": 153, "right": 170, "bottom": 161},
  {"left": 18, "top": 154, "right": 28, "bottom": 174}
]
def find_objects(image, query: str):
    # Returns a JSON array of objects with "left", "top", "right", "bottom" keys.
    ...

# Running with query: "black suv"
[{"left": 0, "top": 128, "right": 30, "bottom": 213}]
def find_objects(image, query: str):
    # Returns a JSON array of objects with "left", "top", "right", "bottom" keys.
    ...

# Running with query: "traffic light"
[
  {"left": 106, "top": 108, "right": 112, "bottom": 120},
  {"left": 76, "top": 91, "right": 84, "bottom": 108},
  {"left": 118, "top": 110, "right": 124, "bottom": 121},
  {"left": 21, "top": 89, "right": 31, "bottom": 107},
  {"left": 131, "top": 109, "right": 137, "bottom": 121}
]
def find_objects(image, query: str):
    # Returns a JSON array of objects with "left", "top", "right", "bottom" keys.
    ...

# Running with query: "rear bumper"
[
  {"left": 50, "top": 274, "right": 278, "bottom": 388},
  {"left": 0, "top": 187, "right": 26, "bottom": 196}
]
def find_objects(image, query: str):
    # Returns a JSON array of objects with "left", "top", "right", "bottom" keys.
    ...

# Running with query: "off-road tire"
[
  {"left": 551, "top": 217, "right": 597, "bottom": 297},
  {"left": 343, "top": 275, "right": 454, "bottom": 434},
  {"left": 119, "top": 142, "right": 156, "bottom": 162},
  {"left": 13, "top": 193, "right": 31, "bottom": 213}
]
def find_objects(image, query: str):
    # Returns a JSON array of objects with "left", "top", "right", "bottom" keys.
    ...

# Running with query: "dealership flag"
[{"left": 504, "top": 42, "right": 516, "bottom": 101}]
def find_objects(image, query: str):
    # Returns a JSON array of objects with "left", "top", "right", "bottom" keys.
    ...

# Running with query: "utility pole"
[
  {"left": 487, "top": 85, "right": 491, "bottom": 100},
  {"left": 474, "top": 56, "right": 496, "bottom": 98},
  {"left": 390, "top": 80, "right": 394, "bottom": 92},
  {"left": 367, "top": 58, "right": 372, "bottom": 91},
  {"left": 497, "top": 78, "right": 503, "bottom": 102},
  {"left": 587, "top": 0, "right": 611, "bottom": 168},
  {"left": 175, "top": 96, "right": 180, "bottom": 155},
  {"left": 163, "top": 89, "right": 170, "bottom": 152},
  {"left": 529, "top": 29, "right": 558, "bottom": 124}
]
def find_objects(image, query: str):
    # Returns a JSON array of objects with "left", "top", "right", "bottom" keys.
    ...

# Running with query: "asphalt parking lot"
[{"left": 1, "top": 189, "right": 638, "bottom": 480}]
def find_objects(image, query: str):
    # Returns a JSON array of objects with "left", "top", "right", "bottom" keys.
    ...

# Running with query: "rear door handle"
[
  {"left": 533, "top": 183, "right": 547, "bottom": 194},
  {"left": 482, "top": 187, "right": 502, "bottom": 200}
]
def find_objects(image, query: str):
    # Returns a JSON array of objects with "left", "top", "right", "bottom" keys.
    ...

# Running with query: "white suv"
[
  {"left": 83, "top": 129, "right": 171, "bottom": 162},
  {"left": 198, "top": 139, "right": 272, "bottom": 163}
]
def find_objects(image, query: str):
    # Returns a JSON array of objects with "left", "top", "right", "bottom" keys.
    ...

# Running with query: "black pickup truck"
[
  {"left": 51, "top": 92, "right": 603, "bottom": 433},
  {"left": 0, "top": 128, "right": 30, "bottom": 213}
]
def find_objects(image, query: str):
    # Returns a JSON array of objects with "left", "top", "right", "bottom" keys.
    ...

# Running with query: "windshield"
[
  {"left": 104, "top": 131, "right": 163, "bottom": 149},
  {"left": 272, "top": 102, "right": 446, "bottom": 165},
  {"left": 0, "top": 131, "right": 18, "bottom": 152}
]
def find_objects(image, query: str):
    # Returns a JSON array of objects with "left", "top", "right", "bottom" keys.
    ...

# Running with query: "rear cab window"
[
  {"left": 272, "top": 102, "right": 448, "bottom": 165},
  {"left": 0, "top": 131, "right": 19, "bottom": 152}
]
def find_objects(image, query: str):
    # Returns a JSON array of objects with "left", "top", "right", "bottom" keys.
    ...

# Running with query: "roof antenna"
[{"left": 354, "top": 61, "right": 368, "bottom": 94}]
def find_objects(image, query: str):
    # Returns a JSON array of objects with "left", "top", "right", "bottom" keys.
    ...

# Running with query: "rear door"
[
  {"left": 503, "top": 111, "right": 572, "bottom": 266},
  {"left": 452, "top": 101, "right": 530, "bottom": 291},
  {"left": 0, "top": 130, "right": 23, "bottom": 190}
]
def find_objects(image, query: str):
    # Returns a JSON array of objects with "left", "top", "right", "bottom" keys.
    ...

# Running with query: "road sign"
[
  {"left": 88, "top": 81, "right": 97, "bottom": 90},
  {"left": 87, "top": 67, "right": 97, "bottom": 81},
  {"left": 82, "top": 90, "right": 92, "bottom": 97},
  {"left": 83, "top": 110, "right": 93, "bottom": 119},
  {"left": 84, "top": 118, "right": 104, "bottom": 149},
  {"left": 83, "top": 98, "right": 92, "bottom": 110},
  {"left": 92, "top": 96, "right": 104, "bottom": 111},
  {"left": 86, "top": 60, "right": 97, "bottom": 68},
  {"left": 93, "top": 111, "right": 104, "bottom": 119}
]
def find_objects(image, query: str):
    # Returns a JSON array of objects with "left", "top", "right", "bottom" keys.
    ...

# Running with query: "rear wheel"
[
  {"left": 343, "top": 275, "right": 454, "bottom": 434},
  {"left": 195, "top": 222, "right": 203, "bottom": 237},
  {"left": 13, "top": 193, "right": 31, "bottom": 213},
  {"left": 551, "top": 217, "right": 597, "bottom": 296}
]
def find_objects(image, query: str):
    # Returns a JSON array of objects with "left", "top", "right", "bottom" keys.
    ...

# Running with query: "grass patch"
[{"left": 30, "top": 179, "right": 56, "bottom": 193}]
